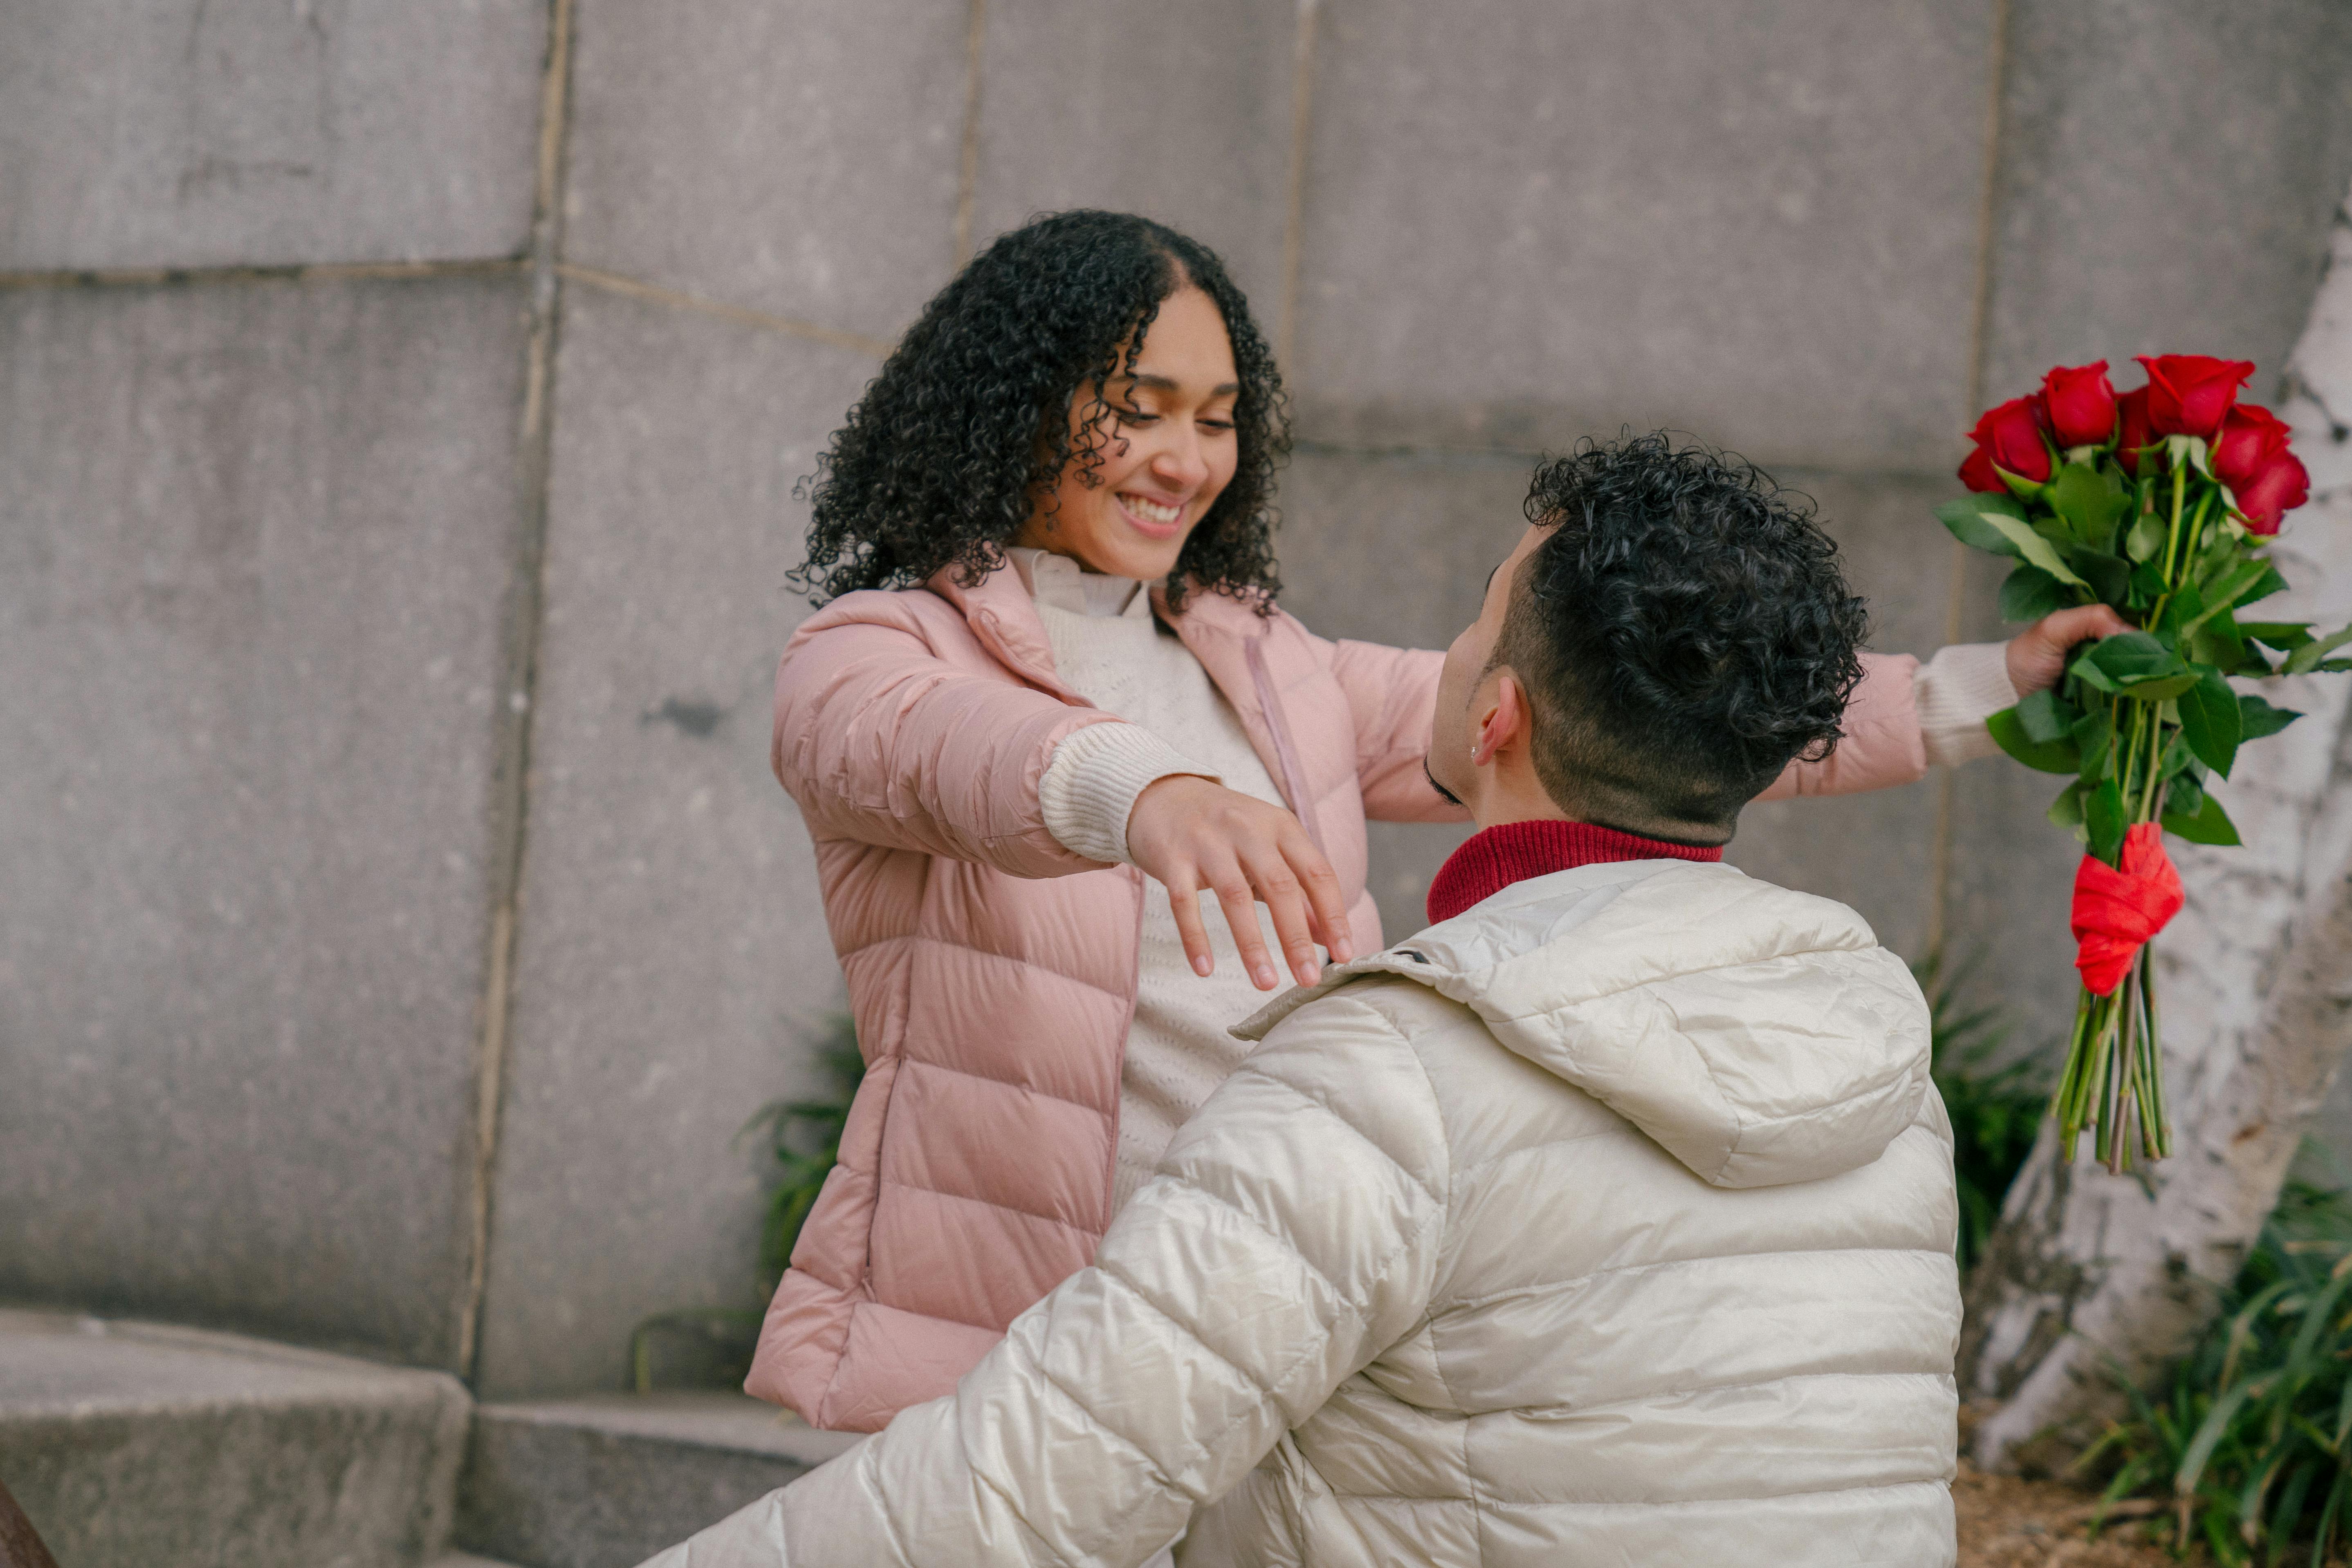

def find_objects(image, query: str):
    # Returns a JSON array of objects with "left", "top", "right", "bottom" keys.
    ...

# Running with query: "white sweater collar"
[{"left": 1005, "top": 547, "right": 1149, "bottom": 619}]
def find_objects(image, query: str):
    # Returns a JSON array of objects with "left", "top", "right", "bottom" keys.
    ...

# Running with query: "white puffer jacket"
[{"left": 645, "top": 859, "right": 1962, "bottom": 1568}]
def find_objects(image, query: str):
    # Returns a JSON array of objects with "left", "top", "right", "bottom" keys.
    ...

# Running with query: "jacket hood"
[{"left": 1238, "top": 859, "right": 1932, "bottom": 1189}]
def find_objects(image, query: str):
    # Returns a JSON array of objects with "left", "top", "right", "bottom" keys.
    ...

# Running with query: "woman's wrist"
[{"left": 1039, "top": 722, "right": 1219, "bottom": 866}]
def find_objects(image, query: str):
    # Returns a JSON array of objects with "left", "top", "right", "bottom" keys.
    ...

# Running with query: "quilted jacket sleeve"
[
  {"left": 1756, "top": 650, "right": 1929, "bottom": 800},
  {"left": 772, "top": 595, "right": 1127, "bottom": 879},
  {"left": 1326, "top": 639, "right": 1469, "bottom": 824},
  {"left": 640, "top": 987, "right": 1453, "bottom": 1568}
]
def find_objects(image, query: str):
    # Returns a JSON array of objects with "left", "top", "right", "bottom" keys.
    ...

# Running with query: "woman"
[{"left": 747, "top": 209, "right": 2112, "bottom": 1433}]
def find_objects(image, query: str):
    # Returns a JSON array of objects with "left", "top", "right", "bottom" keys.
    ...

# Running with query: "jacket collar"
[
  {"left": 1425, "top": 819, "right": 1724, "bottom": 924},
  {"left": 925, "top": 555, "right": 1276, "bottom": 697}
]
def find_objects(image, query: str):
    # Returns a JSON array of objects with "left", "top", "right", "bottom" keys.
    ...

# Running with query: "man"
[{"left": 648, "top": 433, "right": 1964, "bottom": 1566}]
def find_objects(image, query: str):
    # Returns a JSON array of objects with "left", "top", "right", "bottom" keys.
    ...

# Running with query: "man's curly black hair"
[
  {"left": 790, "top": 210, "right": 1288, "bottom": 611},
  {"left": 1494, "top": 433, "right": 1869, "bottom": 830}
]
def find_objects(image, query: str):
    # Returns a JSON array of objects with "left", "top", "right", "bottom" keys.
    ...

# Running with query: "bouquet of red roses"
[{"left": 1944, "top": 355, "right": 2350, "bottom": 1171}]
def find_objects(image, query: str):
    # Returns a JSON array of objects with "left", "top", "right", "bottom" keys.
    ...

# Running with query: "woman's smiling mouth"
[{"left": 1116, "top": 491, "right": 1187, "bottom": 538}]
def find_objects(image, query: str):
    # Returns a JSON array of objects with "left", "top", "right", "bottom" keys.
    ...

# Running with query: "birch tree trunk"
[{"left": 1960, "top": 195, "right": 2352, "bottom": 1471}]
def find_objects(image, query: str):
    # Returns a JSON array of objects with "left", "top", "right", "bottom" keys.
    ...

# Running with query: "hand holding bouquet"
[{"left": 1943, "top": 356, "right": 2351, "bottom": 1171}]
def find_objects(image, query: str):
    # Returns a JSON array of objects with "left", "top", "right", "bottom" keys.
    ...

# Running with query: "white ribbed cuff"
[
  {"left": 1915, "top": 642, "right": 2019, "bottom": 768},
  {"left": 1039, "top": 722, "right": 1219, "bottom": 866}
]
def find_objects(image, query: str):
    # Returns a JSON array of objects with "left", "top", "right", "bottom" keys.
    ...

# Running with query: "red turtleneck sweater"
[{"left": 1424, "top": 819, "right": 1724, "bottom": 925}]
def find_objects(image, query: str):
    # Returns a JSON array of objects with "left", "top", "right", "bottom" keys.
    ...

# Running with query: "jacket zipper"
[{"left": 1245, "top": 635, "right": 1326, "bottom": 857}]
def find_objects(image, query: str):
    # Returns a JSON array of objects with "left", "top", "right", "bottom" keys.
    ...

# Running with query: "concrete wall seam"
[{"left": 456, "top": 0, "right": 580, "bottom": 1385}]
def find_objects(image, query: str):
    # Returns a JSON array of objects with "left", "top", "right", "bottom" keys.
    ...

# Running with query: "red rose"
[
  {"left": 2235, "top": 450, "right": 2309, "bottom": 536},
  {"left": 2115, "top": 385, "right": 2154, "bottom": 475},
  {"left": 1959, "top": 395, "right": 2053, "bottom": 491},
  {"left": 2212, "top": 404, "right": 2292, "bottom": 492},
  {"left": 2041, "top": 361, "right": 2116, "bottom": 448},
  {"left": 2135, "top": 354, "right": 2255, "bottom": 439}
]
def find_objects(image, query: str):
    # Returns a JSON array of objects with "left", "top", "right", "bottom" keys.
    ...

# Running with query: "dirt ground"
[{"left": 1955, "top": 1461, "right": 2199, "bottom": 1568}]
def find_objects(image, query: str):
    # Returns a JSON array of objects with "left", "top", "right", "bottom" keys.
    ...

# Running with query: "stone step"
[
  {"left": 455, "top": 1393, "right": 860, "bottom": 1568},
  {"left": 0, "top": 1307, "right": 472, "bottom": 1568}
]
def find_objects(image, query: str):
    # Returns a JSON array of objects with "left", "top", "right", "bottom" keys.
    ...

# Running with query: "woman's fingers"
[
  {"left": 1239, "top": 847, "right": 1323, "bottom": 989},
  {"left": 1130, "top": 777, "right": 1349, "bottom": 987},
  {"left": 1208, "top": 863, "right": 1283, "bottom": 991},
  {"left": 1163, "top": 878, "right": 1215, "bottom": 977},
  {"left": 1284, "top": 832, "right": 1353, "bottom": 965}
]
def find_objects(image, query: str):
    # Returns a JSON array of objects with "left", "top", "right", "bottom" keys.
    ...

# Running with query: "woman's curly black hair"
[
  {"left": 790, "top": 210, "right": 1289, "bottom": 611},
  {"left": 1495, "top": 432, "right": 1870, "bottom": 824}
]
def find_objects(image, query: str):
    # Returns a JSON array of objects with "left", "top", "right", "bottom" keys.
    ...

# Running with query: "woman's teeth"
[{"left": 1120, "top": 494, "right": 1182, "bottom": 525}]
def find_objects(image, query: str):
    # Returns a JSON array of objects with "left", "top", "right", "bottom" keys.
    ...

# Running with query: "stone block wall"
[{"left": 6, "top": 0, "right": 2350, "bottom": 1396}]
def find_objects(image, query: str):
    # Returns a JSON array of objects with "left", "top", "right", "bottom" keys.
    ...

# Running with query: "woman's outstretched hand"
[
  {"left": 1126, "top": 776, "right": 1354, "bottom": 991},
  {"left": 2006, "top": 604, "right": 2135, "bottom": 696}
]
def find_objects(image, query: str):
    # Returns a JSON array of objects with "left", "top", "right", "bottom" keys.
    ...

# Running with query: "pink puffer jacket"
[{"left": 747, "top": 559, "right": 1928, "bottom": 1431}]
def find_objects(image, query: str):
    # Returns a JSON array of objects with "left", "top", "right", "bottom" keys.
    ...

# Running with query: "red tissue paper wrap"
[{"left": 2070, "top": 822, "right": 2186, "bottom": 997}]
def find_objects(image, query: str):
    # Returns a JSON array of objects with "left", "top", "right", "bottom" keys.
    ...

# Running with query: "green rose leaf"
[
  {"left": 2285, "top": 622, "right": 2352, "bottom": 675},
  {"left": 2076, "top": 634, "right": 2195, "bottom": 700},
  {"left": 2063, "top": 544, "right": 2133, "bottom": 610},
  {"left": 2182, "top": 559, "right": 2280, "bottom": 637},
  {"left": 2014, "top": 687, "right": 2078, "bottom": 745},
  {"left": 1987, "top": 706, "right": 2083, "bottom": 774},
  {"left": 1936, "top": 495, "right": 2031, "bottom": 556},
  {"left": 2164, "top": 772, "right": 2204, "bottom": 819},
  {"left": 2072, "top": 706, "right": 2115, "bottom": 783},
  {"left": 2085, "top": 778, "right": 2129, "bottom": 863},
  {"left": 1998, "top": 564, "right": 2071, "bottom": 623},
  {"left": 2117, "top": 674, "right": 2200, "bottom": 702},
  {"left": 2238, "top": 692, "right": 2303, "bottom": 741},
  {"left": 2238, "top": 621, "right": 2315, "bottom": 653},
  {"left": 1979, "top": 511, "right": 2091, "bottom": 587},
  {"left": 2178, "top": 667, "right": 2242, "bottom": 777},
  {"left": 2048, "top": 779, "right": 2088, "bottom": 841},
  {"left": 2125, "top": 508, "right": 2167, "bottom": 563},
  {"left": 2050, "top": 461, "right": 2130, "bottom": 545},
  {"left": 2162, "top": 790, "right": 2241, "bottom": 847},
  {"left": 2237, "top": 561, "right": 2292, "bottom": 609}
]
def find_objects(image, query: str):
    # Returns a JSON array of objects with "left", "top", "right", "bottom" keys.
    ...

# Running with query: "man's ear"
[{"left": 1470, "top": 670, "right": 1533, "bottom": 766}]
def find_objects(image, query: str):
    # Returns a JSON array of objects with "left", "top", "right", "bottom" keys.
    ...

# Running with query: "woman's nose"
[{"left": 1153, "top": 427, "right": 1209, "bottom": 489}]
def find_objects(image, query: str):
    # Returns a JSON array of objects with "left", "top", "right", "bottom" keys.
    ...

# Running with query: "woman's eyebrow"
[{"left": 1123, "top": 372, "right": 1242, "bottom": 396}]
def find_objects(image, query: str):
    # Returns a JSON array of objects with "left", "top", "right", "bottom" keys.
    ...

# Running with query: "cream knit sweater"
[{"left": 1014, "top": 548, "right": 2019, "bottom": 1215}]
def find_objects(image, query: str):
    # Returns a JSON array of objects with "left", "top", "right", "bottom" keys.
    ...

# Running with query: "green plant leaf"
[
  {"left": 2015, "top": 687, "right": 2078, "bottom": 745},
  {"left": 2079, "top": 632, "right": 2195, "bottom": 700},
  {"left": 2164, "top": 790, "right": 2242, "bottom": 846},
  {"left": 2238, "top": 693, "right": 2302, "bottom": 743},
  {"left": 2178, "top": 1378, "right": 2268, "bottom": 1497},
  {"left": 1988, "top": 706, "right": 2082, "bottom": 774},
  {"left": 1937, "top": 494, "right": 2031, "bottom": 554},
  {"left": 2126, "top": 508, "right": 2167, "bottom": 563},
  {"left": 2049, "top": 778, "right": 2087, "bottom": 837},
  {"left": 2184, "top": 560, "right": 2280, "bottom": 638},
  {"left": 1982, "top": 510, "right": 2092, "bottom": 586},
  {"left": 2087, "top": 777, "right": 2128, "bottom": 863},
  {"left": 1999, "top": 564, "right": 2071, "bottom": 622},
  {"left": 2239, "top": 622, "right": 2316, "bottom": 653},
  {"left": 2285, "top": 623, "right": 2352, "bottom": 675},
  {"left": 2065, "top": 543, "right": 2134, "bottom": 609},
  {"left": 2083, "top": 630, "right": 2179, "bottom": 678},
  {"left": 2074, "top": 706, "right": 2116, "bottom": 782},
  {"left": 2060, "top": 460, "right": 2135, "bottom": 545},
  {"left": 2166, "top": 771, "right": 2205, "bottom": 820},
  {"left": 2237, "top": 561, "right": 2292, "bottom": 610},
  {"left": 2115, "top": 673, "right": 2201, "bottom": 703},
  {"left": 2180, "top": 668, "right": 2244, "bottom": 777}
]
